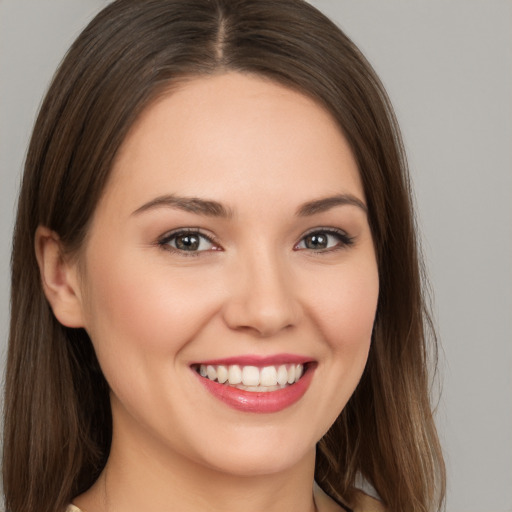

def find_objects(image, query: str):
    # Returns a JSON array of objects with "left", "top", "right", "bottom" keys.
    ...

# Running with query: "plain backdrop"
[{"left": 1, "top": 1, "right": 511, "bottom": 511}]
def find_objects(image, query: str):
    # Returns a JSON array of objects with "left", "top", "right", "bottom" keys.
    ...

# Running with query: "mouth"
[
  {"left": 191, "top": 356, "right": 316, "bottom": 413},
  {"left": 192, "top": 362, "right": 307, "bottom": 392}
]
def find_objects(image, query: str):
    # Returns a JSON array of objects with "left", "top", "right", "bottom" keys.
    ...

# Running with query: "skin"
[{"left": 37, "top": 72, "right": 379, "bottom": 512}]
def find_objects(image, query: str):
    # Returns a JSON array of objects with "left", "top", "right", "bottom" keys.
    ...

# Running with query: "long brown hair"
[{"left": 3, "top": 1, "right": 445, "bottom": 511}]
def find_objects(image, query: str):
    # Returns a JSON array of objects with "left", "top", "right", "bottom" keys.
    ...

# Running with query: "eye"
[
  {"left": 158, "top": 229, "right": 219, "bottom": 254},
  {"left": 295, "top": 229, "right": 354, "bottom": 252}
]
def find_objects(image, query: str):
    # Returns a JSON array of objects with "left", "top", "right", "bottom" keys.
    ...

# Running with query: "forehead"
[{"left": 103, "top": 72, "right": 364, "bottom": 213}]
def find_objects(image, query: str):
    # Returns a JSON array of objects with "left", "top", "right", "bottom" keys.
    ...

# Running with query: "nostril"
[
  {"left": 220, "top": 266, "right": 302, "bottom": 337},
  {"left": 222, "top": 301, "right": 300, "bottom": 338}
]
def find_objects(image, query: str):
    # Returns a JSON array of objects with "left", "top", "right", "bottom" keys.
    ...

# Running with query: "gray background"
[{"left": 1, "top": 1, "right": 511, "bottom": 511}]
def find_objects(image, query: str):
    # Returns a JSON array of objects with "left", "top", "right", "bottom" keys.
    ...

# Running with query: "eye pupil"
[
  {"left": 175, "top": 234, "right": 200, "bottom": 251},
  {"left": 305, "top": 233, "right": 328, "bottom": 249}
]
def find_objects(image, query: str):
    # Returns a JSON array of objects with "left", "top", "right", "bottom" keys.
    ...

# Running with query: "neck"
[{"left": 75, "top": 406, "right": 318, "bottom": 512}]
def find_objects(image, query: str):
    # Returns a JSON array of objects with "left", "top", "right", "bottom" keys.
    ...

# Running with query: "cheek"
[
  {"left": 81, "top": 249, "right": 222, "bottom": 364},
  {"left": 308, "top": 259, "right": 378, "bottom": 424},
  {"left": 311, "top": 261, "right": 379, "bottom": 354}
]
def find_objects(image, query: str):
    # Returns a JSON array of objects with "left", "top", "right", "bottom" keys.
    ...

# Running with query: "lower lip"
[{"left": 194, "top": 365, "right": 315, "bottom": 413}]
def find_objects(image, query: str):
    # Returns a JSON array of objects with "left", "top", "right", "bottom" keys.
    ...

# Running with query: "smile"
[
  {"left": 196, "top": 363, "right": 304, "bottom": 391},
  {"left": 191, "top": 356, "right": 315, "bottom": 413}
]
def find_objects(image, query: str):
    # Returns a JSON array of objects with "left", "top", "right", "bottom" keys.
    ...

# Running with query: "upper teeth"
[{"left": 198, "top": 364, "right": 304, "bottom": 388}]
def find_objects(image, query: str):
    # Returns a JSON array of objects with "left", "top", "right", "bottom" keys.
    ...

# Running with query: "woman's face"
[{"left": 76, "top": 72, "right": 379, "bottom": 477}]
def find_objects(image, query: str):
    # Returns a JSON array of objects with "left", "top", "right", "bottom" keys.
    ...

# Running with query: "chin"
[
  {"left": 191, "top": 428, "right": 316, "bottom": 478},
  {"left": 208, "top": 449, "right": 311, "bottom": 478}
]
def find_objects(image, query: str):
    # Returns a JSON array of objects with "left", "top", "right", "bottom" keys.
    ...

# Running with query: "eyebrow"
[
  {"left": 132, "top": 193, "right": 367, "bottom": 218},
  {"left": 296, "top": 194, "right": 367, "bottom": 216},
  {"left": 132, "top": 195, "right": 233, "bottom": 218}
]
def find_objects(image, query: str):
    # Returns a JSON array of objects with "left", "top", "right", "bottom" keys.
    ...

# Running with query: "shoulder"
[
  {"left": 66, "top": 506, "right": 83, "bottom": 512},
  {"left": 314, "top": 482, "right": 386, "bottom": 512},
  {"left": 351, "top": 489, "right": 387, "bottom": 512}
]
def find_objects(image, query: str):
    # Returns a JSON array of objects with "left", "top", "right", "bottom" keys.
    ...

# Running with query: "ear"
[{"left": 35, "top": 226, "right": 85, "bottom": 328}]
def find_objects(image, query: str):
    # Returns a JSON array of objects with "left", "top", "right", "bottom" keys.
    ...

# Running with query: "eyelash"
[
  {"left": 157, "top": 227, "right": 354, "bottom": 256},
  {"left": 294, "top": 228, "right": 355, "bottom": 253},
  {"left": 157, "top": 228, "right": 219, "bottom": 257}
]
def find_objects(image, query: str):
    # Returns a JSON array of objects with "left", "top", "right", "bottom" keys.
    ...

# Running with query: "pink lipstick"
[{"left": 191, "top": 354, "right": 316, "bottom": 413}]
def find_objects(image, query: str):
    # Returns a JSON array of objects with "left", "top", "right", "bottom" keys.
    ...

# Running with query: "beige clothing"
[
  {"left": 67, "top": 484, "right": 385, "bottom": 512},
  {"left": 351, "top": 491, "right": 386, "bottom": 512}
]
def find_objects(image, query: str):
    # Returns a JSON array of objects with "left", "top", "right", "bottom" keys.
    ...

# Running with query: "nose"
[{"left": 221, "top": 250, "right": 301, "bottom": 338}]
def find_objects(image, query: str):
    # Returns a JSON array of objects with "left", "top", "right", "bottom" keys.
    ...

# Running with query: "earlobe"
[{"left": 34, "top": 226, "right": 85, "bottom": 328}]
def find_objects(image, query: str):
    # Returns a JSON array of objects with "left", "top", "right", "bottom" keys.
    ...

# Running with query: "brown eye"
[
  {"left": 159, "top": 230, "right": 217, "bottom": 253},
  {"left": 175, "top": 234, "right": 201, "bottom": 251},
  {"left": 304, "top": 233, "right": 329, "bottom": 249}
]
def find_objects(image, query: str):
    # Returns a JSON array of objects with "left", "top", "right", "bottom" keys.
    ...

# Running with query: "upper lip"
[{"left": 191, "top": 353, "right": 314, "bottom": 367}]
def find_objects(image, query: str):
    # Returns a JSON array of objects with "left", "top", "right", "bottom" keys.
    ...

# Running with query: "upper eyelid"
[
  {"left": 300, "top": 226, "right": 349, "bottom": 237},
  {"left": 159, "top": 227, "right": 216, "bottom": 242},
  {"left": 298, "top": 226, "right": 353, "bottom": 243}
]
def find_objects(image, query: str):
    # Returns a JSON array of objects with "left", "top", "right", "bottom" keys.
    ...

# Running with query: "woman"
[{"left": 3, "top": 1, "right": 445, "bottom": 511}]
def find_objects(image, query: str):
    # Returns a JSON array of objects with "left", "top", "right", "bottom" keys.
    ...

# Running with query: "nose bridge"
[{"left": 222, "top": 243, "right": 300, "bottom": 337}]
